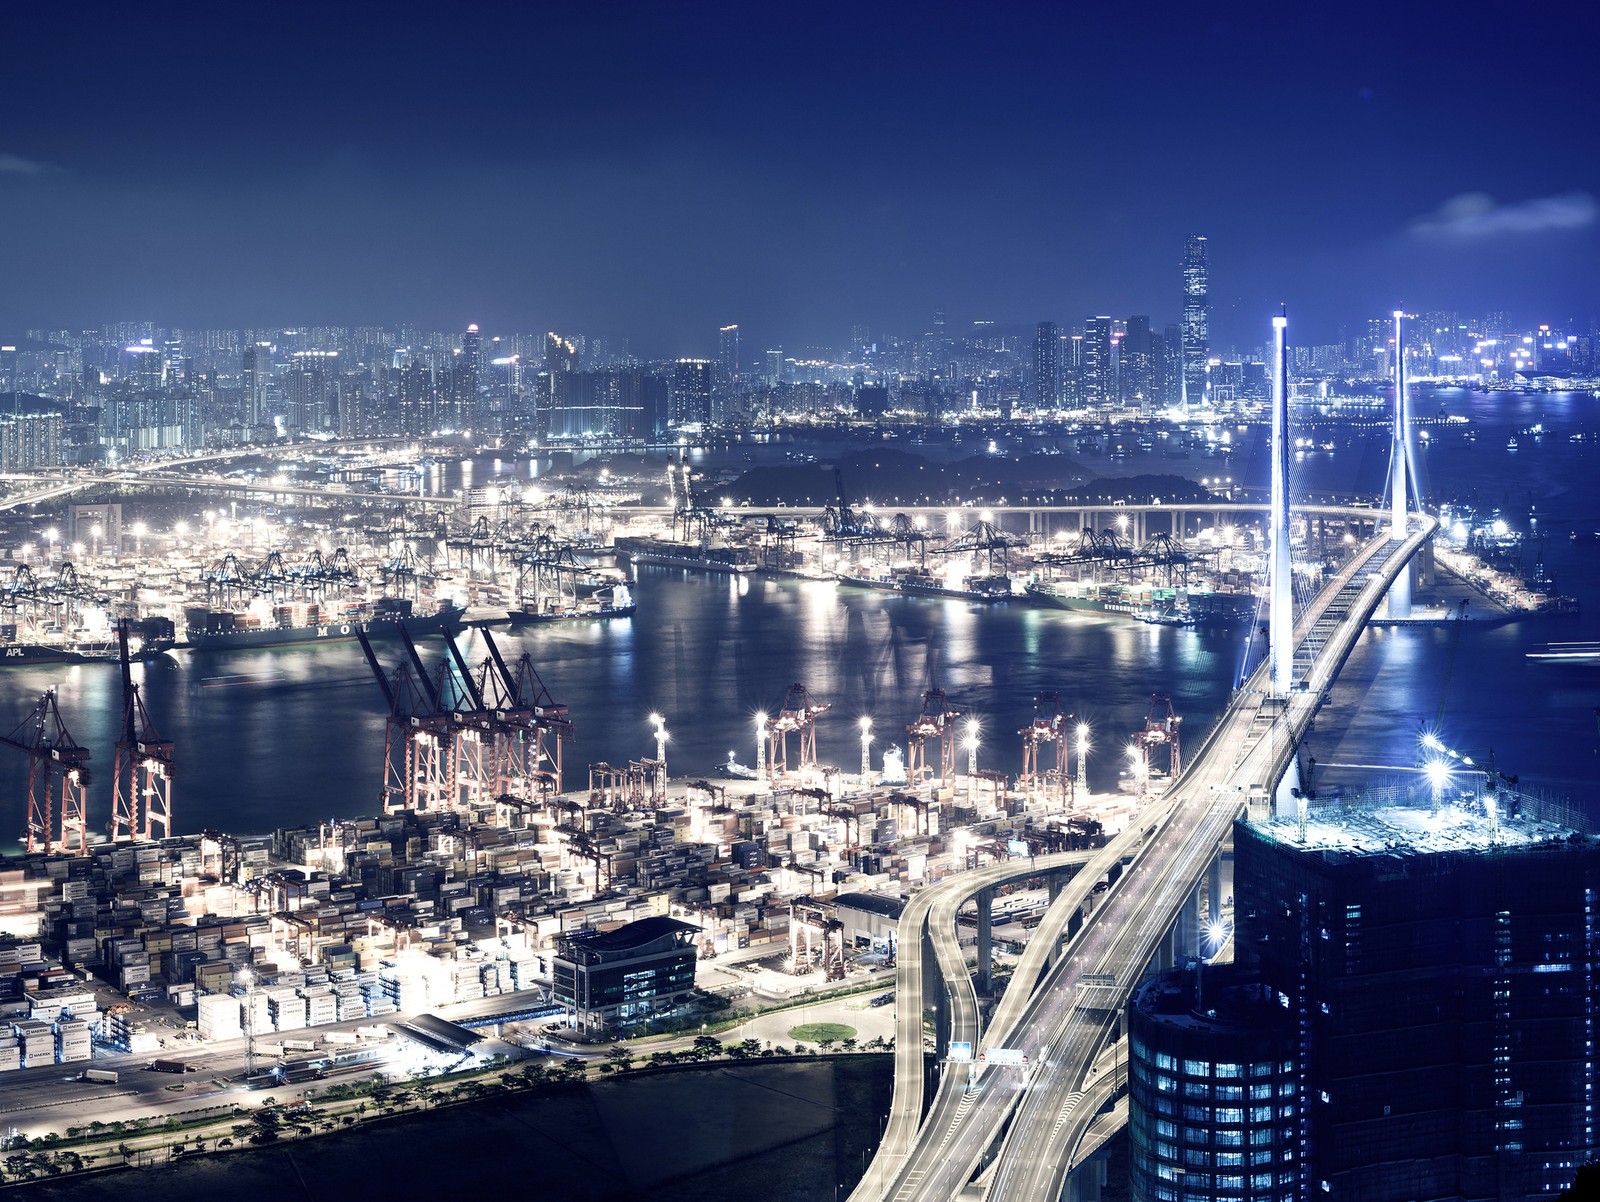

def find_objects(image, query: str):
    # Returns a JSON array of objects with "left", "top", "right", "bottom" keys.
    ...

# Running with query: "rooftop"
[{"left": 1251, "top": 797, "right": 1589, "bottom": 860}]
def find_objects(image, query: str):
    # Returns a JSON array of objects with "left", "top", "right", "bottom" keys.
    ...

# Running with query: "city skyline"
[{"left": 2, "top": 2, "right": 1598, "bottom": 352}]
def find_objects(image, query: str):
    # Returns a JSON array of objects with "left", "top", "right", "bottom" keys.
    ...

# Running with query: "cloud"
[
  {"left": 0, "top": 154, "right": 50, "bottom": 177},
  {"left": 1409, "top": 191, "right": 1598, "bottom": 239}
]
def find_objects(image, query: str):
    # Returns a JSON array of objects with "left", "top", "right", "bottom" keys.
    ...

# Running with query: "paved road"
[{"left": 855, "top": 518, "right": 1433, "bottom": 1202}]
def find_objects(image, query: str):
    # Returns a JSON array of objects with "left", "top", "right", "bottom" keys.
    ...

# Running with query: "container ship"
[
  {"left": 182, "top": 597, "right": 464, "bottom": 650},
  {"left": 0, "top": 615, "right": 176, "bottom": 664},
  {"left": 836, "top": 566, "right": 1014, "bottom": 602},
  {"left": 509, "top": 582, "right": 637, "bottom": 624},
  {"left": 613, "top": 536, "right": 757, "bottom": 574},
  {"left": 1023, "top": 579, "right": 1258, "bottom": 625}
]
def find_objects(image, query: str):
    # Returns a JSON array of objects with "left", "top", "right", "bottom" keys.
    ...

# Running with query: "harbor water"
[{"left": 0, "top": 389, "right": 1594, "bottom": 841}]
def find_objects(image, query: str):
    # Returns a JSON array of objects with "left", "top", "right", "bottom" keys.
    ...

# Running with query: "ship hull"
[
  {"left": 183, "top": 605, "right": 464, "bottom": 651},
  {"left": 507, "top": 603, "right": 637, "bottom": 625},
  {"left": 1024, "top": 582, "right": 1256, "bottom": 625}
]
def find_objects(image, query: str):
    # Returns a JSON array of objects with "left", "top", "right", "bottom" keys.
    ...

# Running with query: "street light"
[
  {"left": 1075, "top": 722, "right": 1091, "bottom": 801},
  {"left": 963, "top": 719, "right": 980, "bottom": 787},
  {"left": 859, "top": 717, "right": 873, "bottom": 781},
  {"left": 649, "top": 714, "right": 668, "bottom": 792},
  {"left": 237, "top": 966, "right": 257, "bottom": 1084},
  {"left": 755, "top": 712, "right": 768, "bottom": 783}
]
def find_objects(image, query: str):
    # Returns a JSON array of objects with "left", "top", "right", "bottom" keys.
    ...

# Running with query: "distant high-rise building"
[
  {"left": 764, "top": 349, "right": 784, "bottom": 386},
  {"left": 1082, "top": 317, "right": 1114, "bottom": 409},
  {"left": 1033, "top": 321, "right": 1061, "bottom": 408},
  {"left": 457, "top": 323, "right": 482, "bottom": 429},
  {"left": 718, "top": 324, "right": 740, "bottom": 379},
  {"left": 1182, "top": 234, "right": 1209, "bottom": 406},
  {"left": 1121, "top": 315, "right": 1153, "bottom": 409},
  {"left": 240, "top": 342, "right": 272, "bottom": 426},
  {"left": 670, "top": 359, "right": 713, "bottom": 426},
  {"left": 1158, "top": 324, "right": 1184, "bottom": 407}
]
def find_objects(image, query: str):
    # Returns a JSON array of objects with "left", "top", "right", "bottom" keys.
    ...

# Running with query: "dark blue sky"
[{"left": 2, "top": 1, "right": 1597, "bottom": 354}]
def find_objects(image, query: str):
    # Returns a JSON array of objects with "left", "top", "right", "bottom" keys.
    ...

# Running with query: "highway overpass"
[{"left": 856, "top": 514, "right": 1436, "bottom": 1202}]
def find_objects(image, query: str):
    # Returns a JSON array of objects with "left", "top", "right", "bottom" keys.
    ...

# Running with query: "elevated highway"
[{"left": 856, "top": 516, "right": 1436, "bottom": 1202}]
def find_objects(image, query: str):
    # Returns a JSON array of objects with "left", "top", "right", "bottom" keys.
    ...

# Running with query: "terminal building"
[
  {"left": 551, "top": 916, "right": 699, "bottom": 1033},
  {"left": 1232, "top": 801, "right": 1599, "bottom": 1201}
]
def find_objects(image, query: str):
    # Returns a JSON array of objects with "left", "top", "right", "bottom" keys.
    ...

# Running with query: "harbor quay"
[{"left": 0, "top": 735, "right": 1149, "bottom": 1138}]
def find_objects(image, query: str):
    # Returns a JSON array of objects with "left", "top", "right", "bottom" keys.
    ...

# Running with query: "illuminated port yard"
[{"left": 3, "top": 5, "right": 1599, "bottom": 1197}]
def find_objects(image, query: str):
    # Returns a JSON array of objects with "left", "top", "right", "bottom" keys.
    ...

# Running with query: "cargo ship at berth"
[
  {"left": 182, "top": 597, "right": 465, "bottom": 650},
  {"left": 509, "top": 582, "right": 637, "bottom": 624},
  {"left": 836, "top": 566, "right": 1015, "bottom": 602},
  {"left": 0, "top": 615, "right": 176, "bottom": 664},
  {"left": 1023, "top": 579, "right": 1258, "bottom": 625},
  {"left": 613, "top": 536, "right": 757, "bottom": 574}
]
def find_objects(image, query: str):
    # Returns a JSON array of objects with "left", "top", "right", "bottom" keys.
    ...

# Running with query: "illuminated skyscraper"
[
  {"left": 717, "top": 324, "right": 740, "bottom": 379},
  {"left": 670, "top": 359, "right": 713, "bottom": 426},
  {"left": 1033, "top": 321, "right": 1060, "bottom": 408},
  {"left": 1121, "top": 315, "right": 1153, "bottom": 409},
  {"left": 241, "top": 341, "right": 272, "bottom": 426},
  {"left": 1182, "top": 234, "right": 1209, "bottom": 407},
  {"left": 1082, "top": 316, "right": 1114, "bottom": 409},
  {"left": 457, "top": 323, "right": 482, "bottom": 429}
]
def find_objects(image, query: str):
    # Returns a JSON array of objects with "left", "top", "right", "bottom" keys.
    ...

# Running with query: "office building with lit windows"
[
  {"left": 1235, "top": 803, "right": 1599, "bottom": 1201},
  {"left": 552, "top": 916, "right": 699, "bottom": 1032},
  {"left": 1181, "top": 234, "right": 1209, "bottom": 406},
  {"left": 1129, "top": 964, "right": 1304, "bottom": 1202}
]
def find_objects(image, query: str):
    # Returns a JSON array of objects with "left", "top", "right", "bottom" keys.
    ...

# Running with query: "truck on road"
[{"left": 81, "top": 1068, "right": 119, "bottom": 1084}]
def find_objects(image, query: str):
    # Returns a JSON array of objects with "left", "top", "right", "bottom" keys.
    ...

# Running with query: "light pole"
[
  {"left": 237, "top": 966, "right": 257, "bottom": 1085},
  {"left": 1075, "top": 722, "right": 1090, "bottom": 805},
  {"left": 963, "top": 720, "right": 980, "bottom": 801},
  {"left": 649, "top": 713, "right": 668, "bottom": 794},
  {"left": 755, "top": 712, "right": 767, "bottom": 784},
  {"left": 859, "top": 717, "right": 873, "bottom": 782}
]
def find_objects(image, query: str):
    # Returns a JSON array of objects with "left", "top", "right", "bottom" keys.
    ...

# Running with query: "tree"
[{"left": 605, "top": 1046, "right": 636, "bottom": 1072}]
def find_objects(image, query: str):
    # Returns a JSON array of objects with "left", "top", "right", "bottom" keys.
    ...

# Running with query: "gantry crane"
[
  {"left": 906, "top": 686, "right": 960, "bottom": 789},
  {"left": 358, "top": 628, "right": 456, "bottom": 814},
  {"left": 1137, "top": 694, "right": 1183, "bottom": 784},
  {"left": 767, "top": 683, "right": 830, "bottom": 779},
  {"left": 1018, "top": 690, "right": 1071, "bottom": 808},
  {"left": 3, "top": 690, "right": 92, "bottom": 855},
  {"left": 110, "top": 620, "right": 175, "bottom": 842}
]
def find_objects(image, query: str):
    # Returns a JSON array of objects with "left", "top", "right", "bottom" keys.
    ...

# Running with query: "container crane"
[
  {"left": 2, "top": 690, "right": 92, "bottom": 855},
  {"left": 767, "top": 683, "right": 830, "bottom": 779},
  {"left": 905, "top": 686, "right": 960, "bottom": 789},
  {"left": 1018, "top": 690, "right": 1070, "bottom": 808},
  {"left": 110, "top": 619, "right": 176, "bottom": 842}
]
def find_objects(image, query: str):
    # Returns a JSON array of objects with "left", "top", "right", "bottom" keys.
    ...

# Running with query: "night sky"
[{"left": 2, "top": 1, "right": 1597, "bottom": 353}]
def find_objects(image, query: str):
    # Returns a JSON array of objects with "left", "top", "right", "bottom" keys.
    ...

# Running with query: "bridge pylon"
[{"left": 1387, "top": 308, "right": 1413, "bottom": 618}]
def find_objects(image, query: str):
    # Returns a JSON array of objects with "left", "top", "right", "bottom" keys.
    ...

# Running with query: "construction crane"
[
  {"left": 2, "top": 690, "right": 92, "bottom": 855},
  {"left": 767, "top": 683, "right": 830, "bottom": 779},
  {"left": 110, "top": 619, "right": 175, "bottom": 842}
]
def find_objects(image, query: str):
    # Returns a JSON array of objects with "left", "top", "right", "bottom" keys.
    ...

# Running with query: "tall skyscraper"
[
  {"left": 670, "top": 359, "right": 713, "bottom": 426},
  {"left": 717, "top": 324, "right": 740, "bottom": 379},
  {"left": 457, "top": 323, "right": 482, "bottom": 429},
  {"left": 1121, "top": 315, "right": 1153, "bottom": 409},
  {"left": 1082, "top": 316, "right": 1114, "bottom": 409},
  {"left": 240, "top": 341, "right": 272, "bottom": 426},
  {"left": 1182, "top": 234, "right": 1209, "bottom": 407},
  {"left": 1235, "top": 805, "right": 1600, "bottom": 1201},
  {"left": 1033, "top": 321, "right": 1060, "bottom": 409},
  {"left": 764, "top": 348, "right": 784, "bottom": 386}
]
